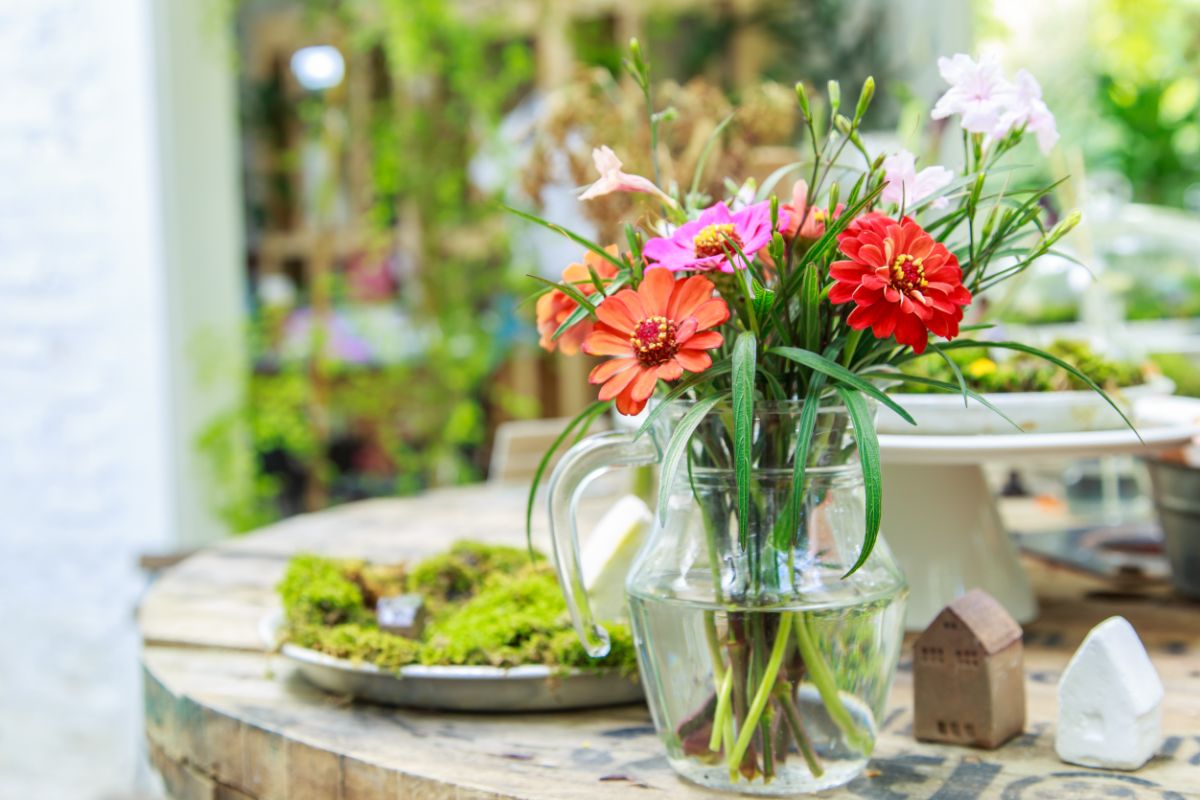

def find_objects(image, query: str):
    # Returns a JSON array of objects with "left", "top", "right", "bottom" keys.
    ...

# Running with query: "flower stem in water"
[{"left": 727, "top": 612, "right": 793, "bottom": 775}]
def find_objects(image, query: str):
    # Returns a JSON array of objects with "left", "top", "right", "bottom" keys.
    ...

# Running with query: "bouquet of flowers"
[{"left": 514, "top": 43, "right": 1125, "bottom": 792}]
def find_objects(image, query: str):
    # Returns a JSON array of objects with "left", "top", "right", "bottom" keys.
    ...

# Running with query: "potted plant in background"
[{"left": 516, "top": 42, "right": 1121, "bottom": 794}]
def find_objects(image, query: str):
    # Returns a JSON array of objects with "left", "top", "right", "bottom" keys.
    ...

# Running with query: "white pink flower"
[
  {"left": 881, "top": 150, "right": 954, "bottom": 210},
  {"left": 931, "top": 53, "right": 1015, "bottom": 136},
  {"left": 578, "top": 146, "right": 675, "bottom": 204},
  {"left": 994, "top": 69, "right": 1059, "bottom": 154}
]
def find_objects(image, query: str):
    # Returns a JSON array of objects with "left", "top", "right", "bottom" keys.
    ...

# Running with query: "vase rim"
[{"left": 655, "top": 398, "right": 864, "bottom": 415}]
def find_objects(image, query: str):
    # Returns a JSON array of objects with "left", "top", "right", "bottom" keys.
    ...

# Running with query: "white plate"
[
  {"left": 260, "top": 611, "right": 642, "bottom": 712},
  {"left": 877, "top": 376, "right": 1175, "bottom": 435},
  {"left": 879, "top": 395, "right": 1200, "bottom": 465}
]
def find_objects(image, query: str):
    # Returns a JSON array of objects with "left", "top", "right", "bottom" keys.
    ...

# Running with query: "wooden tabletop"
[{"left": 139, "top": 485, "right": 1200, "bottom": 800}]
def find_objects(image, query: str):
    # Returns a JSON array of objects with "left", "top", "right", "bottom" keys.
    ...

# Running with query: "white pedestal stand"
[{"left": 879, "top": 421, "right": 1200, "bottom": 630}]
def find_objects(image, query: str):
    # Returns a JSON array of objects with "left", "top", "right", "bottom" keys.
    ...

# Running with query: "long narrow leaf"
[
  {"left": 874, "top": 372, "right": 1023, "bottom": 431},
  {"left": 773, "top": 374, "right": 826, "bottom": 550},
  {"left": 689, "top": 113, "right": 736, "bottom": 200},
  {"left": 524, "top": 401, "right": 612, "bottom": 554},
  {"left": 801, "top": 263, "right": 820, "bottom": 353},
  {"left": 928, "top": 342, "right": 969, "bottom": 408},
  {"left": 932, "top": 340, "right": 1141, "bottom": 439},
  {"left": 527, "top": 274, "right": 597, "bottom": 315},
  {"left": 732, "top": 332, "right": 758, "bottom": 547},
  {"left": 635, "top": 361, "right": 733, "bottom": 439},
  {"left": 504, "top": 204, "right": 628, "bottom": 272},
  {"left": 770, "top": 346, "right": 916, "bottom": 425},
  {"left": 837, "top": 387, "right": 880, "bottom": 577},
  {"left": 656, "top": 396, "right": 725, "bottom": 524}
]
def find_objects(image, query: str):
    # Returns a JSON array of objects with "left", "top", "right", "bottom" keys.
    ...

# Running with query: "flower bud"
[
  {"left": 854, "top": 76, "right": 875, "bottom": 123},
  {"left": 794, "top": 82, "right": 811, "bottom": 120},
  {"left": 834, "top": 114, "right": 852, "bottom": 136},
  {"left": 827, "top": 80, "right": 841, "bottom": 114},
  {"left": 1047, "top": 210, "right": 1083, "bottom": 244},
  {"left": 829, "top": 182, "right": 840, "bottom": 211}
]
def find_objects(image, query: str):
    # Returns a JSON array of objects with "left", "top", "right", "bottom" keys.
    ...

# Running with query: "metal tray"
[{"left": 260, "top": 611, "right": 643, "bottom": 712}]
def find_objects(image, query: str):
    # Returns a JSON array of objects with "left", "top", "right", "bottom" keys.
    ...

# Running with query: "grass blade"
[
  {"left": 772, "top": 374, "right": 826, "bottom": 550},
  {"left": 770, "top": 346, "right": 916, "bottom": 425},
  {"left": 504, "top": 204, "right": 629, "bottom": 272},
  {"left": 656, "top": 396, "right": 725, "bottom": 523},
  {"left": 732, "top": 332, "right": 757, "bottom": 547},
  {"left": 524, "top": 401, "right": 611, "bottom": 555},
  {"left": 837, "top": 387, "right": 880, "bottom": 577}
]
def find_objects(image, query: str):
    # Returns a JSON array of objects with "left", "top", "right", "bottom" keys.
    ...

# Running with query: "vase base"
[{"left": 669, "top": 757, "right": 867, "bottom": 795}]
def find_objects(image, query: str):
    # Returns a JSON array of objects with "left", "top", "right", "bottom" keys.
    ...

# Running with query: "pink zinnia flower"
[
  {"left": 781, "top": 180, "right": 844, "bottom": 241},
  {"left": 931, "top": 53, "right": 1015, "bottom": 135},
  {"left": 578, "top": 146, "right": 674, "bottom": 205},
  {"left": 881, "top": 151, "right": 955, "bottom": 210},
  {"left": 642, "top": 201, "right": 782, "bottom": 273}
]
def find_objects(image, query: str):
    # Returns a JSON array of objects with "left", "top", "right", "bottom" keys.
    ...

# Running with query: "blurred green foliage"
[{"left": 1089, "top": 0, "right": 1200, "bottom": 206}]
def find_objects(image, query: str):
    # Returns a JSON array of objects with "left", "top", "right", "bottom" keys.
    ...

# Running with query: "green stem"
[
  {"left": 777, "top": 686, "right": 824, "bottom": 778},
  {"left": 792, "top": 612, "right": 872, "bottom": 754},
  {"left": 709, "top": 667, "right": 735, "bottom": 752},
  {"left": 727, "top": 613, "right": 794, "bottom": 774}
]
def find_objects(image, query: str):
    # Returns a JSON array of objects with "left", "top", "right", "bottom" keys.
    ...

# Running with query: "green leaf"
[
  {"left": 527, "top": 274, "right": 596, "bottom": 316},
  {"left": 837, "top": 387, "right": 880, "bottom": 577},
  {"left": 874, "top": 372, "right": 1023, "bottom": 431},
  {"left": 504, "top": 204, "right": 628, "bottom": 272},
  {"left": 552, "top": 275, "right": 628, "bottom": 340},
  {"left": 772, "top": 374, "right": 827, "bottom": 550},
  {"left": 525, "top": 401, "right": 612, "bottom": 555},
  {"left": 928, "top": 342, "right": 969, "bottom": 408},
  {"left": 634, "top": 362, "right": 733, "bottom": 439},
  {"left": 732, "top": 332, "right": 757, "bottom": 547},
  {"left": 769, "top": 346, "right": 916, "bottom": 425},
  {"left": 656, "top": 396, "right": 725, "bottom": 524},
  {"left": 690, "top": 112, "right": 736, "bottom": 200},
  {"left": 933, "top": 340, "right": 1141, "bottom": 439},
  {"left": 801, "top": 264, "right": 820, "bottom": 353}
]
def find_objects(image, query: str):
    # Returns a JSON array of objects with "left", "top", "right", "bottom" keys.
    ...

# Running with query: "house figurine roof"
[{"left": 935, "top": 589, "right": 1022, "bottom": 654}]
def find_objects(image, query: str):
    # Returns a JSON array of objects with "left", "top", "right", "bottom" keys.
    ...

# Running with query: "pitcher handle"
[{"left": 547, "top": 431, "right": 659, "bottom": 657}]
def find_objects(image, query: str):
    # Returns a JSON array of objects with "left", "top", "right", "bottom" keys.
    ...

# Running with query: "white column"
[{"left": 0, "top": 0, "right": 244, "bottom": 794}]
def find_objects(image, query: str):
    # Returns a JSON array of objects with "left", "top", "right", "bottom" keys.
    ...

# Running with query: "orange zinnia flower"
[
  {"left": 535, "top": 246, "right": 621, "bottom": 355},
  {"left": 583, "top": 268, "right": 729, "bottom": 416}
]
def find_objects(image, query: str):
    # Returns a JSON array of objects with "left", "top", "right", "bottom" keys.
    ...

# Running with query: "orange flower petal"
[
  {"left": 656, "top": 361, "right": 683, "bottom": 381},
  {"left": 680, "top": 331, "right": 723, "bottom": 350},
  {"left": 589, "top": 357, "right": 637, "bottom": 384},
  {"left": 667, "top": 275, "right": 715, "bottom": 320},
  {"left": 638, "top": 268, "right": 675, "bottom": 316},
  {"left": 597, "top": 365, "right": 643, "bottom": 400},
  {"left": 690, "top": 298, "right": 731, "bottom": 330},
  {"left": 675, "top": 350, "right": 712, "bottom": 373},
  {"left": 595, "top": 293, "right": 639, "bottom": 333},
  {"left": 629, "top": 366, "right": 660, "bottom": 402},
  {"left": 583, "top": 328, "right": 634, "bottom": 357}
]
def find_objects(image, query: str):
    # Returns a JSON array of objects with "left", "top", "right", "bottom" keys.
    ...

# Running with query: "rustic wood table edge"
[{"left": 139, "top": 486, "right": 1200, "bottom": 800}]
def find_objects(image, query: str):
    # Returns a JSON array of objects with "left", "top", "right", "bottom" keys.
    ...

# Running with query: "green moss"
[
  {"left": 276, "top": 545, "right": 638, "bottom": 675},
  {"left": 288, "top": 622, "right": 420, "bottom": 670},
  {"left": 277, "top": 554, "right": 370, "bottom": 627},
  {"left": 406, "top": 540, "right": 537, "bottom": 606},
  {"left": 900, "top": 340, "right": 1148, "bottom": 394}
]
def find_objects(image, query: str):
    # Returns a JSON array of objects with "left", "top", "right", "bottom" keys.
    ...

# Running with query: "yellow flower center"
[
  {"left": 630, "top": 315, "right": 678, "bottom": 367},
  {"left": 891, "top": 253, "right": 928, "bottom": 294},
  {"left": 693, "top": 223, "right": 741, "bottom": 258}
]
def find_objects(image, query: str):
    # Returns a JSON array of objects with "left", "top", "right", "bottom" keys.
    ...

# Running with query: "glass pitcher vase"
[{"left": 548, "top": 401, "right": 908, "bottom": 795}]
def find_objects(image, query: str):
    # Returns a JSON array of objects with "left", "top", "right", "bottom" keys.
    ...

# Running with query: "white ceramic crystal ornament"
[
  {"left": 1055, "top": 616, "right": 1163, "bottom": 770},
  {"left": 582, "top": 495, "right": 652, "bottom": 620}
]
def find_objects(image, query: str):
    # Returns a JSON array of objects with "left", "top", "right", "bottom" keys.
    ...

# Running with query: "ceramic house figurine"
[
  {"left": 1056, "top": 616, "right": 1163, "bottom": 770},
  {"left": 914, "top": 589, "right": 1025, "bottom": 748}
]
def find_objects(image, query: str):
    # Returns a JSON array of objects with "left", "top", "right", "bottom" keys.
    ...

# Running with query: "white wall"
[{"left": 0, "top": 0, "right": 244, "bottom": 795}]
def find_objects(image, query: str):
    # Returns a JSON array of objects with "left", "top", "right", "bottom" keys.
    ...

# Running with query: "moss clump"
[
  {"left": 406, "top": 540, "right": 537, "bottom": 607},
  {"left": 420, "top": 564, "right": 633, "bottom": 672},
  {"left": 277, "top": 554, "right": 371, "bottom": 627},
  {"left": 276, "top": 543, "right": 637, "bottom": 675}
]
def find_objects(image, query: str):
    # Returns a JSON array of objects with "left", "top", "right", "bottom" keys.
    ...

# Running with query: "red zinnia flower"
[
  {"left": 829, "top": 213, "right": 972, "bottom": 354},
  {"left": 535, "top": 246, "right": 621, "bottom": 355},
  {"left": 583, "top": 268, "right": 729, "bottom": 416}
]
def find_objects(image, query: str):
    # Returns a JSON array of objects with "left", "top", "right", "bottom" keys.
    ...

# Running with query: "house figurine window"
[{"left": 913, "top": 589, "right": 1026, "bottom": 749}]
